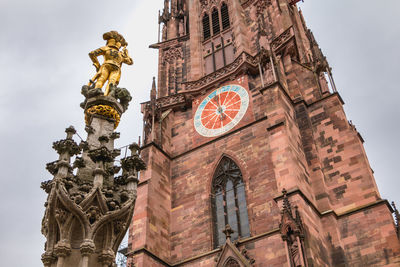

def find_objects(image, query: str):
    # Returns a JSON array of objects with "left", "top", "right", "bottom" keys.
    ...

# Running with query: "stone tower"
[
  {"left": 41, "top": 62, "right": 146, "bottom": 265},
  {"left": 128, "top": 1, "right": 400, "bottom": 266}
]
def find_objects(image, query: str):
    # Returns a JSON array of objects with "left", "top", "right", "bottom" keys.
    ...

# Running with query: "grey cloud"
[{"left": 0, "top": 1, "right": 399, "bottom": 266}]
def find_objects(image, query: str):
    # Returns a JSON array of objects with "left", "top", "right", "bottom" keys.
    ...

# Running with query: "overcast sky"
[{"left": 0, "top": 1, "right": 399, "bottom": 266}]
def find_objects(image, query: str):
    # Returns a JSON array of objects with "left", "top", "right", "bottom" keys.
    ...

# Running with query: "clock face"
[{"left": 194, "top": 85, "right": 249, "bottom": 137}]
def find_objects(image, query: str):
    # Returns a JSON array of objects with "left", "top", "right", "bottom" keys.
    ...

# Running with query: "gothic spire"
[{"left": 151, "top": 76, "right": 157, "bottom": 101}]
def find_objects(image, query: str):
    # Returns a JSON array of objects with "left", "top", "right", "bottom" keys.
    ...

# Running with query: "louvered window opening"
[
  {"left": 211, "top": 157, "right": 250, "bottom": 248},
  {"left": 203, "top": 14, "right": 211, "bottom": 40},
  {"left": 212, "top": 8, "right": 220, "bottom": 35},
  {"left": 221, "top": 3, "right": 230, "bottom": 30}
]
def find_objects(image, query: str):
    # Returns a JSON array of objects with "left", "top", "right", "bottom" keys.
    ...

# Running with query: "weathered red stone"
[{"left": 128, "top": 1, "right": 400, "bottom": 266}]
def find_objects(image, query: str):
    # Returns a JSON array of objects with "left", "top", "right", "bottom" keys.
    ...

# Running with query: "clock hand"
[{"left": 214, "top": 94, "right": 225, "bottom": 120}]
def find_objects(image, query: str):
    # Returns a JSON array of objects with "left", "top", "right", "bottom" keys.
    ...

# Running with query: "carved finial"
[
  {"left": 65, "top": 126, "right": 76, "bottom": 139},
  {"left": 151, "top": 77, "right": 157, "bottom": 101},
  {"left": 129, "top": 143, "right": 140, "bottom": 156},
  {"left": 79, "top": 141, "right": 89, "bottom": 152},
  {"left": 223, "top": 224, "right": 234, "bottom": 240},
  {"left": 294, "top": 205, "right": 303, "bottom": 225},
  {"left": 52, "top": 129, "right": 80, "bottom": 160}
]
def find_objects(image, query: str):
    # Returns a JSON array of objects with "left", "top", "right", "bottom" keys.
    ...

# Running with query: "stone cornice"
[
  {"left": 182, "top": 51, "right": 260, "bottom": 92},
  {"left": 141, "top": 84, "right": 346, "bottom": 163},
  {"left": 128, "top": 247, "right": 172, "bottom": 266},
  {"left": 127, "top": 191, "right": 393, "bottom": 266},
  {"left": 141, "top": 115, "right": 269, "bottom": 162},
  {"left": 141, "top": 51, "right": 265, "bottom": 112},
  {"left": 273, "top": 187, "right": 394, "bottom": 219},
  {"left": 149, "top": 34, "right": 190, "bottom": 50},
  {"left": 127, "top": 228, "right": 281, "bottom": 266}
]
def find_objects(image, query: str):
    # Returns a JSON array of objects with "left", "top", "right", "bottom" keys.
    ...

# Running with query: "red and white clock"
[{"left": 194, "top": 84, "right": 249, "bottom": 137}]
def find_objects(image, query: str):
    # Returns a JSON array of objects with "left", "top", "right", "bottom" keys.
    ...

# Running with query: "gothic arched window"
[
  {"left": 221, "top": 2, "right": 230, "bottom": 30},
  {"left": 211, "top": 8, "right": 221, "bottom": 35},
  {"left": 203, "top": 13, "right": 211, "bottom": 40},
  {"left": 211, "top": 157, "right": 250, "bottom": 248}
]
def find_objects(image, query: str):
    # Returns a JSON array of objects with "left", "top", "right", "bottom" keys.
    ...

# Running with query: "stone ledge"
[
  {"left": 141, "top": 115, "right": 269, "bottom": 162},
  {"left": 273, "top": 187, "right": 394, "bottom": 219}
]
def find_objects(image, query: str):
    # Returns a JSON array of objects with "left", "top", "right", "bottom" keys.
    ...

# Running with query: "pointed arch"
[
  {"left": 224, "top": 257, "right": 240, "bottom": 267},
  {"left": 221, "top": 2, "right": 230, "bottom": 30},
  {"left": 202, "top": 12, "right": 211, "bottom": 40},
  {"left": 211, "top": 7, "right": 221, "bottom": 35},
  {"left": 211, "top": 156, "right": 250, "bottom": 248}
]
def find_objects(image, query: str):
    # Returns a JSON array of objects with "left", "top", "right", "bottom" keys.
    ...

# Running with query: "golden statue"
[{"left": 88, "top": 31, "right": 133, "bottom": 96}]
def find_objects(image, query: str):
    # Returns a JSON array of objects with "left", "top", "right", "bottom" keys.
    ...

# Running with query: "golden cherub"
[{"left": 88, "top": 31, "right": 133, "bottom": 96}]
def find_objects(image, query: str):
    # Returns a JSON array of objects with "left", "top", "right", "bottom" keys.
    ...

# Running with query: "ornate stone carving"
[
  {"left": 41, "top": 124, "right": 144, "bottom": 266},
  {"left": 41, "top": 252, "right": 56, "bottom": 266},
  {"left": 163, "top": 46, "right": 183, "bottom": 64},
  {"left": 392, "top": 202, "right": 400, "bottom": 238},
  {"left": 54, "top": 240, "right": 71, "bottom": 258},
  {"left": 200, "top": 0, "right": 221, "bottom": 11},
  {"left": 46, "top": 161, "right": 59, "bottom": 175},
  {"left": 225, "top": 258, "right": 240, "bottom": 267},
  {"left": 55, "top": 207, "right": 68, "bottom": 225},
  {"left": 86, "top": 104, "right": 121, "bottom": 129},
  {"left": 222, "top": 224, "right": 234, "bottom": 239},
  {"left": 213, "top": 157, "right": 243, "bottom": 191},
  {"left": 143, "top": 50, "right": 278, "bottom": 113},
  {"left": 43, "top": 34, "right": 141, "bottom": 266},
  {"left": 271, "top": 27, "right": 295, "bottom": 51},
  {"left": 98, "top": 249, "right": 115, "bottom": 266},
  {"left": 255, "top": 0, "right": 272, "bottom": 16},
  {"left": 80, "top": 239, "right": 96, "bottom": 256},
  {"left": 73, "top": 157, "right": 86, "bottom": 169},
  {"left": 52, "top": 138, "right": 80, "bottom": 156},
  {"left": 88, "top": 146, "right": 115, "bottom": 164},
  {"left": 41, "top": 180, "right": 53, "bottom": 193},
  {"left": 279, "top": 189, "right": 307, "bottom": 267},
  {"left": 184, "top": 52, "right": 247, "bottom": 91},
  {"left": 215, "top": 224, "right": 255, "bottom": 266},
  {"left": 81, "top": 86, "right": 132, "bottom": 127},
  {"left": 241, "top": 249, "right": 255, "bottom": 265},
  {"left": 86, "top": 206, "right": 101, "bottom": 224}
]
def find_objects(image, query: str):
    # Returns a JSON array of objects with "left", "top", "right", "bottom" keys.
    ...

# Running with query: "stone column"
[
  {"left": 41, "top": 252, "right": 56, "bottom": 267},
  {"left": 54, "top": 240, "right": 71, "bottom": 267},
  {"left": 98, "top": 249, "right": 115, "bottom": 267},
  {"left": 80, "top": 239, "right": 95, "bottom": 267}
]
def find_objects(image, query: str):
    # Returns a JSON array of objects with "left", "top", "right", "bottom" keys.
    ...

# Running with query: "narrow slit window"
[
  {"left": 221, "top": 3, "right": 230, "bottom": 30},
  {"left": 203, "top": 13, "right": 211, "bottom": 40},
  {"left": 212, "top": 8, "right": 220, "bottom": 35}
]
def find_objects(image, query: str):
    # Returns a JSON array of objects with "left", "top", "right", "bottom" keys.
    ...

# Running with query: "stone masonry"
[{"left": 127, "top": 1, "right": 400, "bottom": 266}]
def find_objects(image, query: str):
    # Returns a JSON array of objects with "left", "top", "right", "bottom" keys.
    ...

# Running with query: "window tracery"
[
  {"left": 224, "top": 258, "right": 240, "bottom": 267},
  {"left": 202, "top": 2, "right": 234, "bottom": 74},
  {"left": 211, "top": 157, "right": 250, "bottom": 248}
]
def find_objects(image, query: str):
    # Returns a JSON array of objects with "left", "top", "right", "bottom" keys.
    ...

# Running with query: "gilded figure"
[{"left": 88, "top": 31, "right": 133, "bottom": 96}]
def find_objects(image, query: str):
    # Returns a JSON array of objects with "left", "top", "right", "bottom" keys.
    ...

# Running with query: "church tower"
[{"left": 128, "top": 1, "right": 400, "bottom": 266}]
